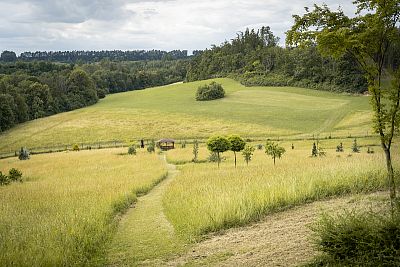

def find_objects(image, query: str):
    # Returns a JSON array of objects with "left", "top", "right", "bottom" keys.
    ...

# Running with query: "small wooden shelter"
[{"left": 157, "top": 138, "right": 175, "bottom": 151}]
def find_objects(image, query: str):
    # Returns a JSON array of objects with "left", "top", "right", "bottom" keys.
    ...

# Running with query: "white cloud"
[{"left": 0, "top": 0, "right": 357, "bottom": 54}]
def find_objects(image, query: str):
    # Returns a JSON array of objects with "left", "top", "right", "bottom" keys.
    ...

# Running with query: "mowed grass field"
[
  {"left": 163, "top": 140, "right": 396, "bottom": 241},
  {"left": 0, "top": 148, "right": 167, "bottom": 266},
  {"left": 0, "top": 78, "right": 372, "bottom": 154}
]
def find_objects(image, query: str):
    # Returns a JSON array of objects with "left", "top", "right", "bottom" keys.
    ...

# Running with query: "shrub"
[
  {"left": 72, "top": 144, "right": 80, "bottom": 151},
  {"left": 128, "top": 145, "right": 136, "bottom": 155},
  {"left": 195, "top": 82, "right": 225, "bottom": 101},
  {"left": 147, "top": 140, "right": 155, "bottom": 153},
  {"left": 18, "top": 147, "right": 30, "bottom": 160},
  {"left": 310, "top": 210, "right": 400, "bottom": 266},
  {"left": 257, "top": 144, "right": 263, "bottom": 150},
  {"left": 352, "top": 138, "right": 360, "bottom": 153},
  {"left": 367, "top": 147, "right": 375, "bottom": 154},
  {"left": 336, "top": 142, "right": 344, "bottom": 152},
  {"left": 8, "top": 168, "right": 22, "bottom": 182},
  {"left": 0, "top": 171, "right": 10, "bottom": 186}
]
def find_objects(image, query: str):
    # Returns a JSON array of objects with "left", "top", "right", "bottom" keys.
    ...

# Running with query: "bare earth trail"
[{"left": 106, "top": 155, "right": 387, "bottom": 267}]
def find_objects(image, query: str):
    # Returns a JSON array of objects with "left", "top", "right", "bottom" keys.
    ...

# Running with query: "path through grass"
[{"left": 106, "top": 155, "right": 186, "bottom": 266}]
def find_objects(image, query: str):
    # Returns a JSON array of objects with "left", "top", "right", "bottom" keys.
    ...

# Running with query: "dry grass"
[
  {"left": 0, "top": 148, "right": 167, "bottom": 266},
  {"left": 164, "top": 144, "right": 393, "bottom": 241}
]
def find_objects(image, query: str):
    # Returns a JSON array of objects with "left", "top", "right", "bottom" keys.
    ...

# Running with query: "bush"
[
  {"left": 0, "top": 171, "right": 10, "bottom": 186},
  {"left": 309, "top": 210, "right": 400, "bottom": 266},
  {"left": 128, "top": 145, "right": 136, "bottom": 155},
  {"left": 8, "top": 168, "right": 22, "bottom": 182},
  {"left": 18, "top": 147, "right": 30, "bottom": 160},
  {"left": 195, "top": 82, "right": 225, "bottom": 101},
  {"left": 72, "top": 144, "right": 80, "bottom": 151},
  {"left": 147, "top": 140, "right": 155, "bottom": 153}
]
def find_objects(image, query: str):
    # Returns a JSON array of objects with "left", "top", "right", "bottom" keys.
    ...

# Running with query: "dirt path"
[
  {"left": 166, "top": 191, "right": 388, "bottom": 267},
  {"left": 106, "top": 155, "right": 185, "bottom": 266}
]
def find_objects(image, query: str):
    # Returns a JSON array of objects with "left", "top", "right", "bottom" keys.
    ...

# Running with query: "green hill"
[{"left": 0, "top": 78, "right": 372, "bottom": 154}]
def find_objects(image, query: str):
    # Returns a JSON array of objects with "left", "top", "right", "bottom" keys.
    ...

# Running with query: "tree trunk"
[
  {"left": 384, "top": 148, "right": 397, "bottom": 209},
  {"left": 217, "top": 152, "right": 220, "bottom": 168},
  {"left": 234, "top": 151, "right": 237, "bottom": 168},
  {"left": 273, "top": 156, "right": 276, "bottom": 165}
]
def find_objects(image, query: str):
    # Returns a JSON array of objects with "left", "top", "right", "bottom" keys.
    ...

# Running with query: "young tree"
[
  {"left": 311, "top": 142, "right": 318, "bottom": 157},
  {"left": 336, "top": 142, "right": 344, "bottom": 152},
  {"left": 147, "top": 140, "right": 155, "bottom": 153},
  {"left": 206, "top": 136, "right": 230, "bottom": 168},
  {"left": 242, "top": 144, "right": 255, "bottom": 166},
  {"left": 287, "top": 0, "right": 400, "bottom": 206},
  {"left": 192, "top": 140, "right": 199, "bottom": 162},
  {"left": 352, "top": 138, "right": 360, "bottom": 153},
  {"left": 265, "top": 142, "right": 285, "bottom": 165},
  {"left": 227, "top": 135, "right": 246, "bottom": 167}
]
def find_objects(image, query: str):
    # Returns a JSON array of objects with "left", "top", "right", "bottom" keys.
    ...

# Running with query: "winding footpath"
[{"left": 106, "top": 155, "right": 185, "bottom": 266}]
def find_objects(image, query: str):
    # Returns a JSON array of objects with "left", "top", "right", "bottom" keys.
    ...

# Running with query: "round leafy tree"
[
  {"left": 227, "top": 135, "right": 246, "bottom": 167},
  {"left": 206, "top": 136, "right": 230, "bottom": 168},
  {"left": 196, "top": 82, "right": 225, "bottom": 101}
]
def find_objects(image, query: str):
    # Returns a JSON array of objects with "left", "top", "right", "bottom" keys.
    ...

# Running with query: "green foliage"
[
  {"left": 310, "top": 210, "right": 400, "bottom": 266},
  {"left": 192, "top": 140, "right": 199, "bottom": 162},
  {"left": 181, "top": 140, "right": 186, "bottom": 148},
  {"left": 336, "top": 142, "right": 344, "bottom": 152},
  {"left": 265, "top": 142, "right": 285, "bottom": 165},
  {"left": 311, "top": 142, "right": 318, "bottom": 157},
  {"left": 257, "top": 144, "right": 263, "bottom": 150},
  {"left": 195, "top": 82, "right": 225, "bottom": 101},
  {"left": 0, "top": 171, "right": 10, "bottom": 186},
  {"left": 128, "top": 145, "right": 136, "bottom": 155},
  {"left": 147, "top": 140, "right": 155, "bottom": 153},
  {"left": 286, "top": 0, "right": 400, "bottom": 204},
  {"left": 352, "top": 138, "right": 360, "bottom": 153},
  {"left": 227, "top": 135, "right": 246, "bottom": 167},
  {"left": 0, "top": 51, "right": 17, "bottom": 62},
  {"left": 206, "top": 136, "right": 230, "bottom": 167},
  {"left": 0, "top": 168, "right": 23, "bottom": 186},
  {"left": 72, "top": 144, "right": 80, "bottom": 151},
  {"left": 187, "top": 26, "right": 367, "bottom": 93},
  {"left": 8, "top": 168, "right": 22, "bottom": 182},
  {"left": 18, "top": 147, "right": 30, "bottom": 160},
  {"left": 242, "top": 145, "right": 255, "bottom": 166}
]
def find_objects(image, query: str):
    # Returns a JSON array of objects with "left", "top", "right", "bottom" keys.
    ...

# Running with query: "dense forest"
[
  {"left": 186, "top": 26, "right": 369, "bottom": 93},
  {"left": 0, "top": 59, "right": 188, "bottom": 132},
  {"left": 0, "top": 50, "right": 188, "bottom": 63},
  {"left": 1, "top": 26, "right": 398, "bottom": 132}
]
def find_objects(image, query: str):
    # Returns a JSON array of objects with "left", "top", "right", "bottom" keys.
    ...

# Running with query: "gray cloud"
[{"left": 0, "top": 0, "right": 356, "bottom": 54}]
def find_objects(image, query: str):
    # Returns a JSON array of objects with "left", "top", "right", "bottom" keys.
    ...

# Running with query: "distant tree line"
[
  {"left": 186, "top": 26, "right": 386, "bottom": 93},
  {"left": 0, "top": 59, "right": 188, "bottom": 132},
  {"left": 0, "top": 49, "right": 189, "bottom": 63}
]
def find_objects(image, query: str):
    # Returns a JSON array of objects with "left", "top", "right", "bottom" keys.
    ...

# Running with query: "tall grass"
[
  {"left": 163, "top": 148, "right": 394, "bottom": 241},
  {"left": 0, "top": 148, "right": 167, "bottom": 266}
]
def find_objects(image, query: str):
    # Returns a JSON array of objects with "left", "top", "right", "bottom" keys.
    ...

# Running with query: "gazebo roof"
[{"left": 157, "top": 138, "right": 175, "bottom": 143}]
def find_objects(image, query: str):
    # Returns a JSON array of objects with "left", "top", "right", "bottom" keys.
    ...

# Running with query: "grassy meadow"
[
  {"left": 0, "top": 78, "right": 372, "bottom": 154},
  {"left": 0, "top": 148, "right": 167, "bottom": 266},
  {"left": 163, "top": 141, "right": 395, "bottom": 241}
]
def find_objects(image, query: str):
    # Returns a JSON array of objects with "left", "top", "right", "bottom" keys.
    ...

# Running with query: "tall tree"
[
  {"left": 287, "top": 0, "right": 400, "bottom": 207},
  {"left": 206, "top": 136, "right": 230, "bottom": 168}
]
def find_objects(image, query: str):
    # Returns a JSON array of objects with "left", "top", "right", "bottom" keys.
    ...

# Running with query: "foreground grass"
[
  {"left": 0, "top": 148, "right": 167, "bottom": 266},
  {"left": 164, "top": 145, "right": 394, "bottom": 241},
  {"left": 0, "top": 78, "right": 372, "bottom": 153}
]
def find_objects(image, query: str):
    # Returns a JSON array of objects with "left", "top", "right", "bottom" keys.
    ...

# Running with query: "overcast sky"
[{"left": 0, "top": 0, "right": 356, "bottom": 54}]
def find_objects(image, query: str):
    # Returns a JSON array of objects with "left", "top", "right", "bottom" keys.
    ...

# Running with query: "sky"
[{"left": 0, "top": 0, "right": 357, "bottom": 54}]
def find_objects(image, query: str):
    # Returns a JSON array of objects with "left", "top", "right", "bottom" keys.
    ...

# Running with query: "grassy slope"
[
  {"left": 0, "top": 148, "right": 167, "bottom": 266},
  {"left": 0, "top": 78, "right": 371, "bottom": 153}
]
